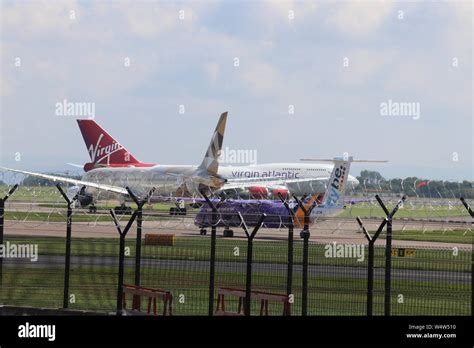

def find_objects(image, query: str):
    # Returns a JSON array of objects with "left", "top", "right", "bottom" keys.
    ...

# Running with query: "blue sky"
[{"left": 0, "top": 0, "right": 472, "bottom": 180}]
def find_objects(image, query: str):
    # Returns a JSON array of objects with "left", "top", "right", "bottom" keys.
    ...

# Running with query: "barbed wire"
[{"left": 0, "top": 171, "right": 472, "bottom": 236}]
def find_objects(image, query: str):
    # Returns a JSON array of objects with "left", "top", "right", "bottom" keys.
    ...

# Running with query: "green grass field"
[
  {"left": 382, "top": 230, "right": 473, "bottom": 244},
  {"left": 3, "top": 210, "right": 175, "bottom": 223},
  {"left": 0, "top": 234, "right": 471, "bottom": 315},
  {"left": 2, "top": 235, "right": 471, "bottom": 272},
  {"left": 3, "top": 185, "right": 471, "bottom": 249},
  {"left": 0, "top": 264, "right": 469, "bottom": 315},
  {"left": 3, "top": 186, "right": 470, "bottom": 218},
  {"left": 4, "top": 211, "right": 113, "bottom": 223},
  {"left": 339, "top": 204, "right": 469, "bottom": 218},
  {"left": 2, "top": 186, "right": 61, "bottom": 203},
  {"left": 1, "top": 185, "right": 175, "bottom": 209}
]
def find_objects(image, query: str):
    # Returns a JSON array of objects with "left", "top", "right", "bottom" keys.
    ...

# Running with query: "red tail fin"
[{"left": 77, "top": 119, "right": 142, "bottom": 169}]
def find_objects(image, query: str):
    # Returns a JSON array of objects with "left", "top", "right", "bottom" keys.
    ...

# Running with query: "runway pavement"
[
  {"left": 2, "top": 255, "right": 471, "bottom": 284},
  {"left": 3, "top": 217, "right": 472, "bottom": 251}
]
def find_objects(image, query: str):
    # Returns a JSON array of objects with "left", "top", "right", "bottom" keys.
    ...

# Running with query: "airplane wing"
[
  {"left": 1, "top": 166, "right": 372, "bottom": 208},
  {"left": 1, "top": 167, "right": 128, "bottom": 195}
]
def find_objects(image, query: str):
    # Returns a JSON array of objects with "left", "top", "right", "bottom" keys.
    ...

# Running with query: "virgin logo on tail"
[
  {"left": 77, "top": 119, "right": 154, "bottom": 170},
  {"left": 88, "top": 133, "right": 125, "bottom": 164}
]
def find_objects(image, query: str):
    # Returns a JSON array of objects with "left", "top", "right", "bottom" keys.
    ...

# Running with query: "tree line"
[
  {"left": 354, "top": 170, "right": 473, "bottom": 199},
  {"left": 20, "top": 174, "right": 82, "bottom": 186},
  {"left": 2, "top": 170, "right": 472, "bottom": 199}
]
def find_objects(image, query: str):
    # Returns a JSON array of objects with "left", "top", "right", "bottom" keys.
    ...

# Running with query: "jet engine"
[
  {"left": 248, "top": 186, "right": 269, "bottom": 199},
  {"left": 67, "top": 185, "right": 93, "bottom": 207}
]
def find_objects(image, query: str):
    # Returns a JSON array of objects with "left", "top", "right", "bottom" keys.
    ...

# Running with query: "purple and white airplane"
[{"left": 195, "top": 157, "right": 357, "bottom": 234}]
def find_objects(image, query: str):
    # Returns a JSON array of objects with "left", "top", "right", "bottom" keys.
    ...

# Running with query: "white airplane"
[{"left": 2, "top": 112, "right": 361, "bottom": 213}]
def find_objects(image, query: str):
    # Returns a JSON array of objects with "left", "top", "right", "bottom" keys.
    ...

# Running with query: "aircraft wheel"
[
  {"left": 223, "top": 229, "right": 234, "bottom": 238},
  {"left": 114, "top": 205, "right": 132, "bottom": 215},
  {"left": 170, "top": 207, "right": 177, "bottom": 216},
  {"left": 200, "top": 228, "right": 207, "bottom": 236}
]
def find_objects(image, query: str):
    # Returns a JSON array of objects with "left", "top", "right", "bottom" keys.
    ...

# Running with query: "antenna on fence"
[
  {"left": 0, "top": 184, "right": 19, "bottom": 286},
  {"left": 200, "top": 192, "right": 226, "bottom": 316},
  {"left": 374, "top": 194, "right": 406, "bottom": 316},
  {"left": 126, "top": 186, "right": 155, "bottom": 310},
  {"left": 238, "top": 212, "right": 266, "bottom": 316},
  {"left": 109, "top": 209, "right": 138, "bottom": 316},
  {"left": 459, "top": 197, "right": 473, "bottom": 317},
  {"left": 356, "top": 216, "right": 387, "bottom": 316},
  {"left": 278, "top": 192, "right": 295, "bottom": 312},
  {"left": 55, "top": 183, "right": 84, "bottom": 309},
  {"left": 292, "top": 194, "right": 316, "bottom": 316},
  {"left": 460, "top": 197, "right": 474, "bottom": 218}
]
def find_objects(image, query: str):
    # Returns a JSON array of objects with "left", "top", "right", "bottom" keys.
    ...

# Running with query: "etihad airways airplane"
[{"left": 2, "top": 112, "right": 360, "bottom": 211}]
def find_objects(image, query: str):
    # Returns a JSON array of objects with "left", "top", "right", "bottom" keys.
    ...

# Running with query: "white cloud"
[
  {"left": 1, "top": 0, "right": 80, "bottom": 38},
  {"left": 338, "top": 48, "right": 395, "bottom": 87},
  {"left": 121, "top": 3, "right": 184, "bottom": 38},
  {"left": 242, "top": 62, "right": 281, "bottom": 96},
  {"left": 0, "top": 1, "right": 471, "bottom": 179},
  {"left": 205, "top": 62, "right": 220, "bottom": 84},
  {"left": 0, "top": 75, "right": 11, "bottom": 97},
  {"left": 325, "top": 0, "right": 395, "bottom": 38},
  {"left": 263, "top": 0, "right": 318, "bottom": 20},
  {"left": 441, "top": 1, "right": 472, "bottom": 62}
]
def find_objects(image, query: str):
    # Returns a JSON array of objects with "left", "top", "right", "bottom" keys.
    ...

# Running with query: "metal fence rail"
[
  {"left": 0, "top": 233, "right": 470, "bottom": 316},
  {"left": 0, "top": 188, "right": 472, "bottom": 316}
]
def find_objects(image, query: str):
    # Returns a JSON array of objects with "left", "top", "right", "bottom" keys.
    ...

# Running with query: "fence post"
[
  {"left": 279, "top": 193, "right": 294, "bottom": 314},
  {"left": 357, "top": 217, "right": 387, "bottom": 316},
  {"left": 293, "top": 195, "right": 315, "bottom": 316},
  {"left": 110, "top": 209, "right": 138, "bottom": 315},
  {"left": 55, "top": 184, "right": 82, "bottom": 309},
  {"left": 375, "top": 194, "right": 406, "bottom": 316},
  {"left": 459, "top": 198, "right": 473, "bottom": 317},
  {"left": 0, "top": 184, "right": 19, "bottom": 286},
  {"left": 126, "top": 187, "right": 155, "bottom": 309},
  {"left": 201, "top": 193, "right": 224, "bottom": 316},
  {"left": 460, "top": 197, "right": 474, "bottom": 218},
  {"left": 238, "top": 212, "right": 266, "bottom": 316}
]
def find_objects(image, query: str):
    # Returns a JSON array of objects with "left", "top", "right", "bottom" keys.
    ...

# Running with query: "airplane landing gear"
[
  {"left": 88, "top": 204, "right": 97, "bottom": 213},
  {"left": 223, "top": 229, "right": 233, "bottom": 238},
  {"left": 170, "top": 207, "right": 187, "bottom": 216},
  {"left": 114, "top": 204, "right": 132, "bottom": 215},
  {"left": 199, "top": 228, "right": 207, "bottom": 236},
  {"left": 169, "top": 200, "right": 187, "bottom": 216}
]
